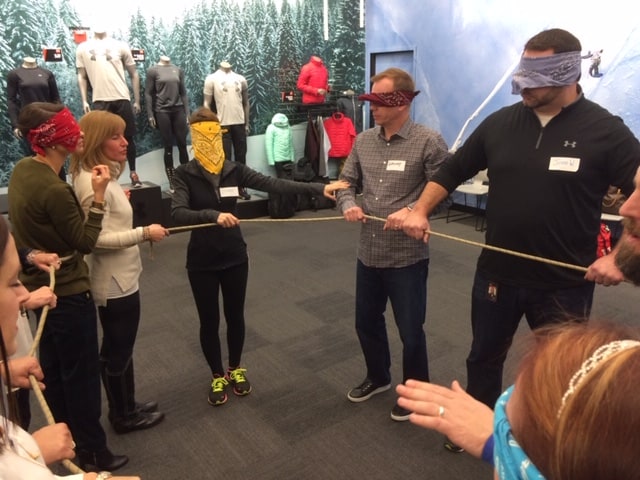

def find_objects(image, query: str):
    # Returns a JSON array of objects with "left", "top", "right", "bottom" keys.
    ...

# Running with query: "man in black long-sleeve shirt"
[{"left": 401, "top": 28, "right": 640, "bottom": 448}]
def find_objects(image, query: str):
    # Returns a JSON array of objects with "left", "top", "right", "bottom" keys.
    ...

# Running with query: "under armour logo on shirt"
[{"left": 563, "top": 140, "right": 577, "bottom": 148}]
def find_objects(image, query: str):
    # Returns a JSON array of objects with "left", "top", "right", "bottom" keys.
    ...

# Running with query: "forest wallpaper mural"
[{"left": 0, "top": 0, "right": 365, "bottom": 186}]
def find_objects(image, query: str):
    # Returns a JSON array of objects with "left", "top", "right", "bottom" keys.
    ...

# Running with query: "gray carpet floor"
[{"left": 39, "top": 209, "right": 639, "bottom": 479}]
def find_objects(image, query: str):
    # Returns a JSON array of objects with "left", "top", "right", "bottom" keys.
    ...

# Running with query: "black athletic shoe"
[
  {"left": 390, "top": 404, "right": 411, "bottom": 422},
  {"left": 347, "top": 378, "right": 391, "bottom": 403}
]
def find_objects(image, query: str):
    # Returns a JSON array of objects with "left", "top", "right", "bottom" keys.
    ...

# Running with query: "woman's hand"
[
  {"left": 216, "top": 212, "right": 240, "bottom": 228},
  {"left": 323, "top": 180, "right": 350, "bottom": 200},
  {"left": 396, "top": 379, "right": 494, "bottom": 458},
  {"left": 32, "top": 423, "right": 75, "bottom": 464},
  {"left": 24, "top": 286, "right": 57, "bottom": 310},
  {"left": 6, "top": 356, "right": 45, "bottom": 390},
  {"left": 91, "top": 165, "right": 111, "bottom": 202},
  {"left": 31, "top": 251, "right": 61, "bottom": 272},
  {"left": 146, "top": 224, "right": 170, "bottom": 242}
]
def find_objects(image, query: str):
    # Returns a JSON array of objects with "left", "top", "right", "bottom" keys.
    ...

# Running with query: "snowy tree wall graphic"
[{"left": 0, "top": 0, "right": 365, "bottom": 186}]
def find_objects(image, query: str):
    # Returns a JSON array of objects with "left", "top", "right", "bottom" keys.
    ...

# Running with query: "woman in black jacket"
[{"left": 172, "top": 107, "right": 348, "bottom": 406}]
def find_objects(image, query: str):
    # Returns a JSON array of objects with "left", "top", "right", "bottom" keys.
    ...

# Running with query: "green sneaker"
[
  {"left": 226, "top": 367, "right": 252, "bottom": 396},
  {"left": 207, "top": 376, "right": 229, "bottom": 406}
]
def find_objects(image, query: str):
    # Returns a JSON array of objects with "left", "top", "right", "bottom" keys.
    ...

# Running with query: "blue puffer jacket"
[{"left": 265, "top": 113, "right": 295, "bottom": 165}]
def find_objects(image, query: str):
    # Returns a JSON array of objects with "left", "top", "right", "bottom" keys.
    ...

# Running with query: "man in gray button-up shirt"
[{"left": 336, "top": 67, "right": 450, "bottom": 422}]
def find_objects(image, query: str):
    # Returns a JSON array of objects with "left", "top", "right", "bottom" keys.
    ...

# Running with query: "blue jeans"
[
  {"left": 466, "top": 270, "right": 595, "bottom": 407},
  {"left": 355, "top": 259, "right": 429, "bottom": 386},
  {"left": 36, "top": 291, "right": 106, "bottom": 451}
]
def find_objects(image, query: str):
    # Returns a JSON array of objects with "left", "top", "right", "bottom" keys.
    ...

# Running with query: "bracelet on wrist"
[
  {"left": 26, "top": 249, "right": 42, "bottom": 265},
  {"left": 143, "top": 226, "right": 151, "bottom": 241},
  {"left": 91, "top": 201, "right": 106, "bottom": 211}
]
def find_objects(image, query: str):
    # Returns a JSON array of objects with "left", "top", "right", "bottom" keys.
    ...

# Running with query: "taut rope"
[{"left": 167, "top": 213, "right": 589, "bottom": 273}]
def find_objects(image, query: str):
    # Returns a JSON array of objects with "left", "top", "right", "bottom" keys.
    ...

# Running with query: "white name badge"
[
  {"left": 387, "top": 160, "right": 406, "bottom": 171},
  {"left": 549, "top": 157, "right": 580, "bottom": 172},
  {"left": 220, "top": 186, "right": 240, "bottom": 197}
]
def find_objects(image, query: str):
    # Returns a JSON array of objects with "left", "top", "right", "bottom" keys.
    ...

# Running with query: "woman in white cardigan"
[{"left": 71, "top": 111, "right": 167, "bottom": 435}]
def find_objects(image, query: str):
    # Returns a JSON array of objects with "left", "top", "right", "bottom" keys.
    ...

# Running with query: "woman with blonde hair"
[{"left": 71, "top": 110, "right": 166, "bottom": 436}]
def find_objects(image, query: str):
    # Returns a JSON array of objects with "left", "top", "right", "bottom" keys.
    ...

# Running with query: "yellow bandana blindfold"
[{"left": 191, "top": 121, "right": 226, "bottom": 174}]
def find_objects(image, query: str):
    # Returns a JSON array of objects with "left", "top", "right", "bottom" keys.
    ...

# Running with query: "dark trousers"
[
  {"left": 36, "top": 291, "right": 106, "bottom": 452},
  {"left": 222, "top": 124, "right": 247, "bottom": 165},
  {"left": 187, "top": 262, "right": 249, "bottom": 376},
  {"left": 98, "top": 291, "right": 141, "bottom": 375},
  {"left": 355, "top": 259, "right": 429, "bottom": 386},
  {"left": 466, "top": 270, "right": 595, "bottom": 407},
  {"left": 93, "top": 100, "right": 138, "bottom": 172},
  {"left": 155, "top": 109, "right": 189, "bottom": 168}
]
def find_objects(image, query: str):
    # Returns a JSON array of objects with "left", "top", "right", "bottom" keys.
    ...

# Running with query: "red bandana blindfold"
[
  {"left": 26, "top": 107, "right": 82, "bottom": 156},
  {"left": 358, "top": 90, "right": 420, "bottom": 106}
]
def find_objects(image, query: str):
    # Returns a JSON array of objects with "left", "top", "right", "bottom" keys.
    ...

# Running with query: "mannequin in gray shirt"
[{"left": 145, "top": 56, "right": 190, "bottom": 192}]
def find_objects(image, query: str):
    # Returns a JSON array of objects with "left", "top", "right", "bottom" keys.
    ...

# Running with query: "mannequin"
[
  {"left": 145, "top": 55, "right": 190, "bottom": 192},
  {"left": 76, "top": 27, "right": 143, "bottom": 187},
  {"left": 297, "top": 55, "right": 329, "bottom": 104},
  {"left": 7, "top": 56, "right": 60, "bottom": 139},
  {"left": 6, "top": 56, "right": 64, "bottom": 179},
  {"left": 203, "top": 60, "right": 251, "bottom": 199}
]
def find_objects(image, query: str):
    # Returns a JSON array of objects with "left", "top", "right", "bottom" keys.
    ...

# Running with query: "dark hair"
[
  {"left": 188, "top": 107, "right": 220, "bottom": 125},
  {"left": 16, "top": 102, "right": 65, "bottom": 138},
  {"left": 0, "top": 216, "right": 18, "bottom": 452},
  {"left": 524, "top": 28, "right": 582, "bottom": 54}
]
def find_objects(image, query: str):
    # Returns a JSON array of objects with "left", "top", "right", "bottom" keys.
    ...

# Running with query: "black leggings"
[
  {"left": 98, "top": 291, "right": 141, "bottom": 375},
  {"left": 155, "top": 109, "right": 189, "bottom": 168},
  {"left": 187, "top": 262, "right": 249, "bottom": 376}
]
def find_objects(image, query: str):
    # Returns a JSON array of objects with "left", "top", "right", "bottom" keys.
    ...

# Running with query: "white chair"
[{"left": 446, "top": 169, "right": 489, "bottom": 231}]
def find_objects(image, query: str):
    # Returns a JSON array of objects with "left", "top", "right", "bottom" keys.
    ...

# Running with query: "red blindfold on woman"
[{"left": 26, "top": 107, "right": 82, "bottom": 156}]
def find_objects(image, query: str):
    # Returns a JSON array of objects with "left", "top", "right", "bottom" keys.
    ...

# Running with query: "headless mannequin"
[
  {"left": 76, "top": 28, "right": 143, "bottom": 186},
  {"left": 145, "top": 55, "right": 190, "bottom": 191},
  {"left": 148, "top": 55, "right": 171, "bottom": 128},
  {"left": 12, "top": 58, "right": 37, "bottom": 139},
  {"left": 7, "top": 56, "right": 65, "bottom": 180},
  {"left": 202, "top": 61, "right": 251, "bottom": 199}
]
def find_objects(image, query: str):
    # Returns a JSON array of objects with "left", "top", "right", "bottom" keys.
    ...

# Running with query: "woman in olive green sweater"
[{"left": 7, "top": 102, "right": 128, "bottom": 472}]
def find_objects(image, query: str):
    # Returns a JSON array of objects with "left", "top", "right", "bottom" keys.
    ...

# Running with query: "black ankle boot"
[
  {"left": 136, "top": 400, "right": 159, "bottom": 412},
  {"left": 111, "top": 410, "right": 165, "bottom": 434},
  {"left": 77, "top": 448, "right": 129, "bottom": 472}
]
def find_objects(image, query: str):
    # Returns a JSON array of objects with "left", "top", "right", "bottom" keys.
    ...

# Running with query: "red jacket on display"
[
  {"left": 323, "top": 112, "right": 356, "bottom": 157},
  {"left": 297, "top": 56, "right": 329, "bottom": 104}
]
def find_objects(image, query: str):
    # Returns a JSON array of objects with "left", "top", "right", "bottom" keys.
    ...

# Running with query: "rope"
[
  {"left": 23, "top": 211, "right": 590, "bottom": 476},
  {"left": 28, "top": 265, "right": 84, "bottom": 475},
  {"left": 166, "top": 213, "right": 590, "bottom": 273}
]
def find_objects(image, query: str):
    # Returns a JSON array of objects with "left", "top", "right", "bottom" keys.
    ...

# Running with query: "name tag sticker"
[
  {"left": 549, "top": 157, "right": 580, "bottom": 172},
  {"left": 220, "top": 186, "right": 240, "bottom": 197},
  {"left": 387, "top": 160, "right": 406, "bottom": 171}
]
